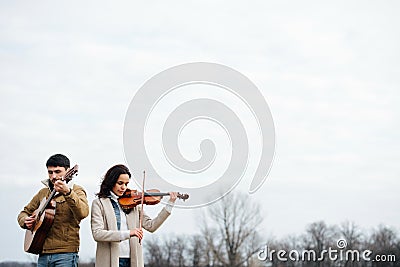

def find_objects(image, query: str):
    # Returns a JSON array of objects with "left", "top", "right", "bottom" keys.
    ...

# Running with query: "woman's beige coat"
[{"left": 91, "top": 197, "right": 170, "bottom": 267}]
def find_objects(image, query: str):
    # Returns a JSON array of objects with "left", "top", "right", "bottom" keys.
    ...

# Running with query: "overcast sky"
[{"left": 1, "top": 0, "right": 399, "bottom": 262}]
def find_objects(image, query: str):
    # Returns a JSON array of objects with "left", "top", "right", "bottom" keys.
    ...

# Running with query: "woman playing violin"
[{"left": 90, "top": 164, "right": 178, "bottom": 267}]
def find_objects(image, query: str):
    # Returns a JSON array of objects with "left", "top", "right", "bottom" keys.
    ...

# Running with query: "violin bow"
[{"left": 138, "top": 170, "right": 146, "bottom": 245}]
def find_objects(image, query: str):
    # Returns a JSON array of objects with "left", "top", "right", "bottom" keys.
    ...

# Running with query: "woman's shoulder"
[
  {"left": 92, "top": 197, "right": 105, "bottom": 206},
  {"left": 91, "top": 197, "right": 106, "bottom": 213},
  {"left": 92, "top": 197, "right": 111, "bottom": 205}
]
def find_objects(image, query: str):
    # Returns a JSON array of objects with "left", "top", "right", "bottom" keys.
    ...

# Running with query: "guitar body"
[{"left": 24, "top": 197, "right": 56, "bottom": 254}]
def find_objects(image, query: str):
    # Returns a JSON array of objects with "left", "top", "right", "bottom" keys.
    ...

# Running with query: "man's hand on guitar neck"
[{"left": 54, "top": 179, "right": 71, "bottom": 195}]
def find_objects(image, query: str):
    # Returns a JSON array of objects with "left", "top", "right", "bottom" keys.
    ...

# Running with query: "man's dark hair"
[{"left": 46, "top": 154, "right": 70, "bottom": 169}]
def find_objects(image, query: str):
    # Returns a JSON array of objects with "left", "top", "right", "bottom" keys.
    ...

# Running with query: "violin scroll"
[{"left": 176, "top": 192, "right": 189, "bottom": 201}]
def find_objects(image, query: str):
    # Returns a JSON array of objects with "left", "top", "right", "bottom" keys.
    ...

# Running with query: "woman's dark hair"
[
  {"left": 96, "top": 164, "right": 131, "bottom": 198},
  {"left": 46, "top": 154, "right": 70, "bottom": 169}
]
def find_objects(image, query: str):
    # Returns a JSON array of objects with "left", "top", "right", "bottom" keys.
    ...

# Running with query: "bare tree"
[
  {"left": 275, "top": 235, "right": 302, "bottom": 267},
  {"left": 337, "top": 221, "right": 364, "bottom": 267},
  {"left": 145, "top": 236, "right": 168, "bottom": 267},
  {"left": 170, "top": 235, "right": 188, "bottom": 267},
  {"left": 201, "top": 191, "right": 264, "bottom": 267},
  {"left": 302, "top": 221, "right": 336, "bottom": 267},
  {"left": 338, "top": 221, "right": 363, "bottom": 249},
  {"left": 144, "top": 234, "right": 191, "bottom": 267},
  {"left": 367, "top": 225, "right": 399, "bottom": 267},
  {"left": 189, "top": 234, "right": 214, "bottom": 267}
]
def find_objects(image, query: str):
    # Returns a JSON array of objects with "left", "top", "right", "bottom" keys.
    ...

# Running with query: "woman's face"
[{"left": 112, "top": 174, "right": 130, "bottom": 197}]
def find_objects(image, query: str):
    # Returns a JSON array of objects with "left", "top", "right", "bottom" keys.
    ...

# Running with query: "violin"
[{"left": 118, "top": 188, "right": 189, "bottom": 213}]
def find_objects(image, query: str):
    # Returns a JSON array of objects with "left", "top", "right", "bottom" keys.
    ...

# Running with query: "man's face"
[{"left": 47, "top": 166, "right": 68, "bottom": 184}]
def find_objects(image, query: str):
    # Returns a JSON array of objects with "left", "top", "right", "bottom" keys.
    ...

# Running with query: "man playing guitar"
[{"left": 17, "top": 154, "right": 89, "bottom": 267}]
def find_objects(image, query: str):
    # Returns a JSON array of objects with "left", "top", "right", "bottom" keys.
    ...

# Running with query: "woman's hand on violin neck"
[
  {"left": 169, "top": 192, "right": 178, "bottom": 203},
  {"left": 130, "top": 228, "right": 143, "bottom": 240}
]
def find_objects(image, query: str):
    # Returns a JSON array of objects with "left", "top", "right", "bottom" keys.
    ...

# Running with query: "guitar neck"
[{"left": 38, "top": 189, "right": 57, "bottom": 217}]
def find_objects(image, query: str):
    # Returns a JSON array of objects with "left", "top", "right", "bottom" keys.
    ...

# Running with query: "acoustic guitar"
[{"left": 24, "top": 165, "right": 79, "bottom": 254}]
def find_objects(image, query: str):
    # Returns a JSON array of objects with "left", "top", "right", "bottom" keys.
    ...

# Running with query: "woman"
[{"left": 91, "top": 164, "right": 177, "bottom": 267}]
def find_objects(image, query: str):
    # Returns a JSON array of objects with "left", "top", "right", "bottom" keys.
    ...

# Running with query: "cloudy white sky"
[{"left": 1, "top": 0, "right": 399, "bottom": 262}]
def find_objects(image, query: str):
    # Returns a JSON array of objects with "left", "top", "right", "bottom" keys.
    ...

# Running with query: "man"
[{"left": 17, "top": 154, "right": 89, "bottom": 267}]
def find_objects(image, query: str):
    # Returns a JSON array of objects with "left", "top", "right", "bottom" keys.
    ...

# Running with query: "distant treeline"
[
  {"left": 141, "top": 221, "right": 400, "bottom": 267},
  {"left": 2, "top": 220, "right": 399, "bottom": 267},
  {"left": 2, "top": 192, "right": 399, "bottom": 267},
  {"left": 2, "top": 221, "right": 399, "bottom": 267}
]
